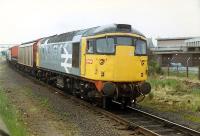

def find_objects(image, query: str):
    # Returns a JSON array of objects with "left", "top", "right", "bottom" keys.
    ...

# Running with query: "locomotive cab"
[{"left": 82, "top": 34, "right": 148, "bottom": 82}]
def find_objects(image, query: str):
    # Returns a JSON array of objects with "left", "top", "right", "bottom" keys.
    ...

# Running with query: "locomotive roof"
[
  {"left": 21, "top": 39, "right": 39, "bottom": 45},
  {"left": 41, "top": 24, "right": 145, "bottom": 44}
]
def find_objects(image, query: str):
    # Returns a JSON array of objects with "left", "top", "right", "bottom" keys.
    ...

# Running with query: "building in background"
[
  {"left": 185, "top": 38, "right": 200, "bottom": 66},
  {"left": 0, "top": 44, "right": 15, "bottom": 57},
  {"left": 153, "top": 37, "right": 200, "bottom": 66}
]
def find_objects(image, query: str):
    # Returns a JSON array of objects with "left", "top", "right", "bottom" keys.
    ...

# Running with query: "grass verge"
[
  {"left": 0, "top": 87, "right": 27, "bottom": 136},
  {"left": 141, "top": 76, "right": 200, "bottom": 123}
]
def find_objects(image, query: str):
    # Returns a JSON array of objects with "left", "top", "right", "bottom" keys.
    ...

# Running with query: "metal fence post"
[{"left": 186, "top": 65, "right": 188, "bottom": 78}]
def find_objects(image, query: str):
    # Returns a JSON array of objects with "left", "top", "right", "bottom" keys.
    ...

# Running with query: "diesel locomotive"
[{"left": 8, "top": 24, "right": 151, "bottom": 108}]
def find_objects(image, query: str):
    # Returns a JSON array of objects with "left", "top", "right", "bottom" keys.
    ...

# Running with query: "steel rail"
[{"left": 127, "top": 106, "right": 200, "bottom": 136}]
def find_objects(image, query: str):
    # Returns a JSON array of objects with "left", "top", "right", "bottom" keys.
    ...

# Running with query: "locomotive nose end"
[{"left": 139, "top": 82, "right": 151, "bottom": 95}]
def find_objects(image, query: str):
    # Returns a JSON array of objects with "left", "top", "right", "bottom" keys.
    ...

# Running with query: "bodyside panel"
[{"left": 38, "top": 41, "right": 80, "bottom": 76}]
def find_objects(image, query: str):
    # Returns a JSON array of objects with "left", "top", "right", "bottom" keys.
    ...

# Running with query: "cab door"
[
  {"left": 84, "top": 39, "right": 97, "bottom": 79},
  {"left": 81, "top": 37, "right": 97, "bottom": 77},
  {"left": 80, "top": 38, "right": 87, "bottom": 76}
]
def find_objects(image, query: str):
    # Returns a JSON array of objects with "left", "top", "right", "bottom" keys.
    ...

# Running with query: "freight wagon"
[
  {"left": 7, "top": 45, "right": 19, "bottom": 63},
  {"left": 18, "top": 39, "right": 40, "bottom": 73}
]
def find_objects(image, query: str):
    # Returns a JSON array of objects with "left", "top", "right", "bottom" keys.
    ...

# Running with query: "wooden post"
[
  {"left": 186, "top": 57, "right": 190, "bottom": 79},
  {"left": 177, "top": 65, "right": 179, "bottom": 76},
  {"left": 199, "top": 66, "right": 200, "bottom": 80},
  {"left": 168, "top": 64, "right": 170, "bottom": 76}
]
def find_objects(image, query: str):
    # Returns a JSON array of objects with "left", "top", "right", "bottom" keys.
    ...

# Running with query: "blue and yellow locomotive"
[{"left": 12, "top": 24, "right": 151, "bottom": 108}]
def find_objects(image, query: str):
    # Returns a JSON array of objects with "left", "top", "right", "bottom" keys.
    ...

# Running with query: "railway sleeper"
[
  {"left": 143, "top": 124, "right": 164, "bottom": 129},
  {"left": 153, "top": 128, "right": 177, "bottom": 135}
]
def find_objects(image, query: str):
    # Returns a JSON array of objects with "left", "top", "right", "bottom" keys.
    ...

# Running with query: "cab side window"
[
  {"left": 87, "top": 40, "right": 95, "bottom": 54},
  {"left": 135, "top": 39, "right": 147, "bottom": 55}
]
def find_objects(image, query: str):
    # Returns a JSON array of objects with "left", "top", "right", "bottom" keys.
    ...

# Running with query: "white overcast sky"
[{"left": 0, "top": 0, "right": 200, "bottom": 44}]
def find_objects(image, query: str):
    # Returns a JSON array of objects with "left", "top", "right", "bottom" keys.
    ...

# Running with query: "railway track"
[
  {"left": 12, "top": 65, "right": 200, "bottom": 136},
  {"left": 127, "top": 106, "right": 200, "bottom": 136},
  {"left": 110, "top": 103, "right": 200, "bottom": 136}
]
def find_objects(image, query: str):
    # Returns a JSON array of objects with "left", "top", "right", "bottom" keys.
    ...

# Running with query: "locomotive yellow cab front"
[
  {"left": 81, "top": 33, "right": 148, "bottom": 82},
  {"left": 113, "top": 41, "right": 148, "bottom": 82}
]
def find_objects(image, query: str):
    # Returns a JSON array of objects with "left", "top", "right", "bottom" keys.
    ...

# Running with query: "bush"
[{"left": 148, "top": 59, "right": 163, "bottom": 76}]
